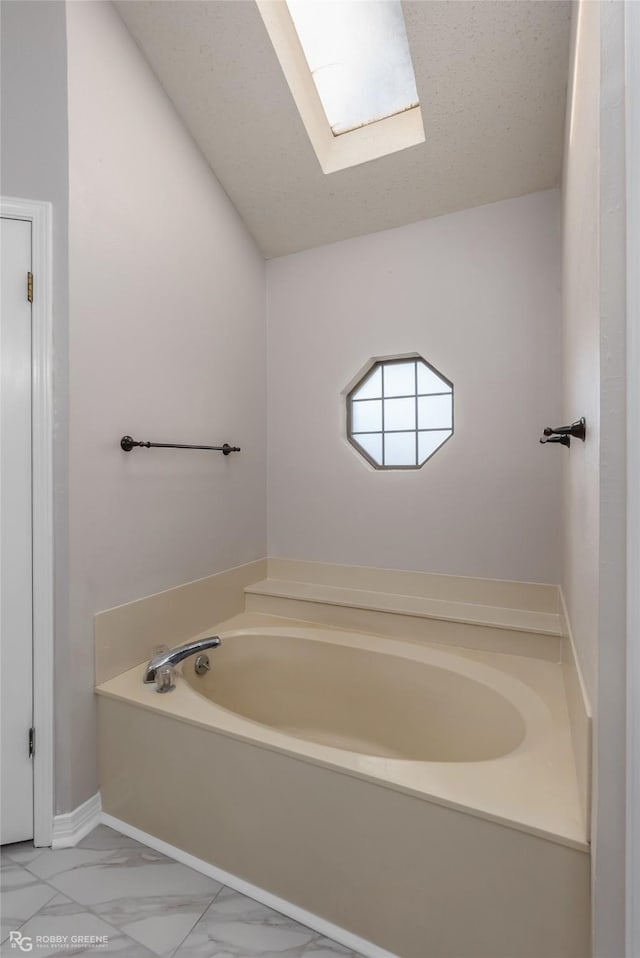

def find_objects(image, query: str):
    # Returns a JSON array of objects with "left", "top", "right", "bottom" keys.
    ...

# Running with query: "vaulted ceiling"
[{"left": 116, "top": 0, "right": 572, "bottom": 259}]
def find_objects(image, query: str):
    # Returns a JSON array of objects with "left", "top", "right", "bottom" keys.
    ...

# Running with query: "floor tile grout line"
[
  {"left": 5, "top": 888, "right": 157, "bottom": 954},
  {"left": 2, "top": 844, "right": 48, "bottom": 867},
  {"left": 4, "top": 875, "right": 358, "bottom": 958},
  {"left": 0, "top": 862, "right": 61, "bottom": 910},
  {"left": 17, "top": 848, "right": 140, "bottom": 913},
  {"left": 20, "top": 837, "right": 160, "bottom": 887},
  {"left": 81, "top": 882, "right": 227, "bottom": 958},
  {"left": 16, "top": 838, "right": 228, "bottom": 958},
  {"left": 162, "top": 883, "right": 227, "bottom": 958},
  {"left": 211, "top": 883, "right": 227, "bottom": 905},
  {"left": 33, "top": 878, "right": 222, "bottom": 946},
  {"left": 18, "top": 862, "right": 99, "bottom": 911},
  {"left": 5, "top": 835, "right": 357, "bottom": 958}
]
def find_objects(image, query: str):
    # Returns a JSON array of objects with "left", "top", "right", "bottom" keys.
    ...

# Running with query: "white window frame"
[
  {"left": 1, "top": 196, "right": 55, "bottom": 846},
  {"left": 256, "top": 0, "right": 425, "bottom": 174},
  {"left": 346, "top": 355, "right": 454, "bottom": 470}
]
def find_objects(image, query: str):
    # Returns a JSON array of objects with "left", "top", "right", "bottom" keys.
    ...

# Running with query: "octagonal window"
[{"left": 347, "top": 357, "right": 453, "bottom": 469}]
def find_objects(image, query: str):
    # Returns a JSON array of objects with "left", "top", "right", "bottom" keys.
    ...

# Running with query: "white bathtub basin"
[{"left": 183, "top": 632, "right": 526, "bottom": 761}]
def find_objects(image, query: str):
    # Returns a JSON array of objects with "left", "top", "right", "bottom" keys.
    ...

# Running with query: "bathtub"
[
  {"left": 181, "top": 630, "right": 527, "bottom": 762},
  {"left": 97, "top": 615, "right": 589, "bottom": 957}
]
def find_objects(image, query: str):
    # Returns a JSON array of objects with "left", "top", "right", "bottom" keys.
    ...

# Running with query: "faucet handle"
[
  {"left": 194, "top": 654, "right": 211, "bottom": 675},
  {"left": 155, "top": 665, "right": 175, "bottom": 693}
]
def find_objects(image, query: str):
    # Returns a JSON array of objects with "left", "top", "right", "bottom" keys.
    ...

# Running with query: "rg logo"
[{"left": 9, "top": 931, "right": 33, "bottom": 951}]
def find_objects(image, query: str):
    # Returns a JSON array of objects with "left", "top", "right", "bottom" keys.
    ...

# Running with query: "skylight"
[{"left": 285, "top": 0, "right": 419, "bottom": 136}]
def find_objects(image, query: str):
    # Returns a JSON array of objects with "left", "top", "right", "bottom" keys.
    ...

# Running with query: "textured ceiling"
[{"left": 116, "top": 0, "right": 572, "bottom": 259}]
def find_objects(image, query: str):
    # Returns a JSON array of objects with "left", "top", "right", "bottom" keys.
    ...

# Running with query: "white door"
[{"left": 1, "top": 216, "right": 34, "bottom": 843}]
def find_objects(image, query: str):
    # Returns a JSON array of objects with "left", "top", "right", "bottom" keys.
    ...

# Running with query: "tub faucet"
[{"left": 143, "top": 636, "right": 222, "bottom": 689}]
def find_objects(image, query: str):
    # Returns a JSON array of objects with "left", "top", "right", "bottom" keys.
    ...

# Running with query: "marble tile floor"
[{"left": 1, "top": 825, "right": 361, "bottom": 958}]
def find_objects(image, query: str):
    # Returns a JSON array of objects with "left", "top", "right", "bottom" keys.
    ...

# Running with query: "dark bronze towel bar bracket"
[
  {"left": 120, "top": 436, "right": 240, "bottom": 455},
  {"left": 539, "top": 417, "right": 586, "bottom": 448}
]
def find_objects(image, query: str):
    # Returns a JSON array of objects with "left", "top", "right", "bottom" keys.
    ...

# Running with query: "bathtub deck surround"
[
  {"left": 94, "top": 559, "right": 267, "bottom": 686},
  {"left": 245, "top": 558, "right": 566, "bottom": 658},
  {"left": 96, "top": 608, "right": 589, "bottom": 957},
  {"left": 561, "top": 593, "right": 593, "bottom": 831},
  {"left": 264, "top": 558, "right": 563, "bottom": 616}
]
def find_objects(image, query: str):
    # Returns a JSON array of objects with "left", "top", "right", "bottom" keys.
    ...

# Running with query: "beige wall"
[
  {"left": 64, "top": 1, "right": 267, "bottom": 811},
  {"left": 266, "top": 190, "right": 563, "bottom": 585},
  {"left": 561, "top": 2, "right": 627, "bottom": 955}
]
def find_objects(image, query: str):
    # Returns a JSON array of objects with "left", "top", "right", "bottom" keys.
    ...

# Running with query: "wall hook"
[
  {"left": 539, "top": 417, "right": 586, "bottom": 448},
  {"left": 540, "top": 434, "right": 571, "bottom": 447}
]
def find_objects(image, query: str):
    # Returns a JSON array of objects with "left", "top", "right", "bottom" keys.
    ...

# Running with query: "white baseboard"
[
  {"left": 101, "top": 811, "right": 398, "bottom": 958},
  {"left": 52, "top": 793, "right": 102, "bottom": 849}
]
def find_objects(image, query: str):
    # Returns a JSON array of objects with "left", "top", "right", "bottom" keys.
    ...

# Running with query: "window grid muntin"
[
  {"left": 347, "top": 357, "right": 453, "bottom": 470},
  {"left": 381, "top": 363, "right": 386, "bottom": 465},
  {"left": 414, "top": 361, "right": 419, "bottom": 466},
  {"left": 352, "top": 390, "right": 452, "bottom": 403}
]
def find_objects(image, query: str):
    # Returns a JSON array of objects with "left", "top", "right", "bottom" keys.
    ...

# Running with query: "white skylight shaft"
[{"left": 285, "top": 0, "right": 419, "bottom": 136}]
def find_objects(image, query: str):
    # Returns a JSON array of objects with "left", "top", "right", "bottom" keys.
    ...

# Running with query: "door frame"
[
  {"left": 1, "top": 197, "right": 54, "bottom": 846},
  {"left": 626, "top": 6, "right": 640, "bottom": 955}
]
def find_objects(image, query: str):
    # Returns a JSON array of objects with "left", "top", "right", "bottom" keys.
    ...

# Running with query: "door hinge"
[
  {"left": 27, "top": 272, "right": 33, "bottom": 304},
  {"left": 28, "top": 727, "right": 35, "bottom": 758}
]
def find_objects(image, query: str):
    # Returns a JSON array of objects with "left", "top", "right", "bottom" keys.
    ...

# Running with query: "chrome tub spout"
[{"left": 144, "top": 636, "right": 222, "bottom": 688}]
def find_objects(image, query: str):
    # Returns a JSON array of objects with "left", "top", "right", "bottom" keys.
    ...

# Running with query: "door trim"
[
  {"left": 1, "top": 197, "right": 54, "bottom": 846},
  {"left": 626, "top": 6, "right": 640, "bottom": 955}
]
